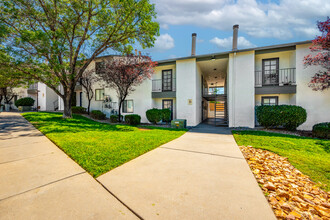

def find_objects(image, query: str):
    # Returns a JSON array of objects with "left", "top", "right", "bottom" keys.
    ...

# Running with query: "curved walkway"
[
  {"left": 0, "top": 112, "right": 275, "bottom": 219},
  {"left": 0, "top": 112, "right": 137, "bottom": 220},
  {"left": 98, "top": 123, "right": 276, "bottom": 219}
]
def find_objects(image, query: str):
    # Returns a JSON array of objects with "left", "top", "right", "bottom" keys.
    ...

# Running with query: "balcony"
[
  {"left": 27, "top": 83, "right": 38, "bottom": 94},
  {"left": 152, "top": 78, "right": 176, "bottom": 98},
  {"left": 255, "top": 68, "right": 296, "bottom": 94}
]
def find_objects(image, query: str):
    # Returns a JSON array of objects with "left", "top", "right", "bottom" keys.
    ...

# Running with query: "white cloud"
[
  {"left": 210, "top": 36, "right": 256, "bottom": 50},
  {"left": 154, "top": 0, "right": 327, "bottom": 39},
  {"left": 149, "top": 34, "right": 175, "bottom": 52}
]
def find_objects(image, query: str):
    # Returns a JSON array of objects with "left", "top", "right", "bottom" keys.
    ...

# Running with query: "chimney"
[
  {"left": 191, "top": 33, "right": 197, "bottom": 56},
  {"left": 232, "top": 24, "right": 239, "bottom": 51}
]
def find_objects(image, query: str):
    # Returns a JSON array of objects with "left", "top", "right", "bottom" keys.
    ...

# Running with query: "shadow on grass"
[{"left": 22, "top": 112, "right": 187, "bottom": 135}]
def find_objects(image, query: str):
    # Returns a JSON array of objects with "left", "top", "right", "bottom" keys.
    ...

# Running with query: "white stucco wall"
[
  {"left": 255, "top": 50, "right": 296, "bottom": 71},
  {"left": 176, "top": 58, "right": 199, "bottom": 126},
  {"left": 196, "top": 64, "right": 203, "bottom": 124},
  {"left": 77, "top": 60, "right": 153, "bottom": 123},
  {"left": 45, "top": 86, "right": 59, "bottom": 111},
  {"left": 295, "top": 43, "right": 330, "bottom": 130},
  {"left": 228, "top": 51, "right": 255, "bottom": 128}
]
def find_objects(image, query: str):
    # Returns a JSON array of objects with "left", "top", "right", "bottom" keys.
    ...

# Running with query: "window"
[
  {"left": 95, "top": 62, "right": 105, "bottom": 74},
  {"left": 162, "top": 70, "right": 172, "bottom": 91},
  {"left": 95, "top": 89, "right": 104, "bottom": 101},
  {"left": 262, "top": 58, "right": 279, "bottom": 85},
  {"left": 122, "top": 100, "right": 134, "bottom": 113},
  {"left": 209, "top": 87, "right": 224, "bottom": 95},
  {"left": 261, "top": 96, "right": 278, "bottom": 106}
]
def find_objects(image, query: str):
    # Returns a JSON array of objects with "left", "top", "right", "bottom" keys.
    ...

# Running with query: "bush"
[
  {"left": 110, "top": 115, "right": 123, "bottom": 123},
  {"left": 72, "top": 106, "right": 86, "bottom": 114},
  {"left": 124, "top": 114, "right": 141, "bottom": 125},
  {"left": 161, "top": 109, "right": 171, "bottom": 123},
  {"left": 312, "top": 122, "right": 330, "bottom": 139},
  {"left": 91, "top": 110, "right": 106, "bottom": 120},
  {"left": 256, "top": 105, "right": 307, "bottom": 131},
  {"left": 146, "top": 108, "right": 162, "bottom": 124},
  {"left": 15, "top": 97, "right": 35, "bottom": 107}
]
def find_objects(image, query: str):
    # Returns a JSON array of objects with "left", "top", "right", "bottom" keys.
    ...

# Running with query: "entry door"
[
  {"left": 162, "top": 99, "right": 173, "bottom": 120},
  {"left": 262, "top": 58, "right": 279, "bottom": 85},
  {"left": 162, "top": 70, "right": 172, "bottom": 91}
]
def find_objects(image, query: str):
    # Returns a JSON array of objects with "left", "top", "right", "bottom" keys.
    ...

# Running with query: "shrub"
[
  {"left": 256, "top": 105, "right": 307, "bottom": 131},
  {"left": 312, "top": 122, "right": 330, "bottom": 139},
  {"left": 161, "top": 109, "right": 171, "bottom": 123},
  {"left": 146, "top": 108, "right": 162, "bottom": 124},
  {"left": 91, "top": 110, "right": 106, "bottom": 120},
  {"left": 124, "top": 114, "right": 141, "bottom": 125},
  {"left": 15, "top": 97, "right": 35, "bottom": 107},
  {"left": 72, "top": 106, "right": 86, "bottom": 114},
  {"left": 110, "top": 115, "right": 123, "bottom": 123}
]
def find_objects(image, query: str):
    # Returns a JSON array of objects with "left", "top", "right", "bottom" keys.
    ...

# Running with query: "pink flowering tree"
[
  {"left": 98, "top": 55, "right": 157, "bottom": 121},
  {"left": 304, "top": 17, "right": 330, "bottom": 91}
]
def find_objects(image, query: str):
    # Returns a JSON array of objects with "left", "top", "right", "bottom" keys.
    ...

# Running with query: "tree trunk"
[
  {"left": 87, "top": 99, "right": 91, "bottom": 115},
  {"left": 118, "top": 100, "right": 123, "bottom": 122},
  {"left": 63, "top": 94, "right": 72, "bottom": 118}
]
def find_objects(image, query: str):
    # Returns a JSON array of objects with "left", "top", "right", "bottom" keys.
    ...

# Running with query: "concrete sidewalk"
[
  {"left": 98, "top": 123, "right": 276, "bottom": 219},
  {"left": 0, "top": 112, "right": 137, "bottom": 220}
]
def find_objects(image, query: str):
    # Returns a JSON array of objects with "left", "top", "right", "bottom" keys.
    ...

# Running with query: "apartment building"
[{"left": 72, "top": 25, "right": 330, "bottom": 130}]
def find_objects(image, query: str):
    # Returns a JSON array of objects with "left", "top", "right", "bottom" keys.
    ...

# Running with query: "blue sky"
[{"left": 140, "top": 0, "right": 330, "bottom": 61}]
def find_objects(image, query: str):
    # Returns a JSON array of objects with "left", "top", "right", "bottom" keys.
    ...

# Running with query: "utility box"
[{"left": 171, "top": 119, "right": 187, "bottom": 129}]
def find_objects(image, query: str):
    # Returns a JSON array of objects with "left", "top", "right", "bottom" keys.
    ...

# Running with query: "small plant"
[
  {"left": 72, "top": 106, "right": 86, "bottom": 114},
  {"left": 91, "top": 110, "right": 106, "bottom": 120},
  {"left": 161, "top": 109, "right": 171, "bottom": 123},
  {"left": 15, "top": 97, "right": 35, "bottom": 107},
  {"left": 124, "top": 114, "right": 141, "bottom": 125},
  {"left": 256, "top": 105, "right": 307, "bottom": 131},
  {"left": 146, "top": 108, "right": 162, "bottom": 124},
  {"left": 312, "top": 122, "right": 330, "bottom": 139}
]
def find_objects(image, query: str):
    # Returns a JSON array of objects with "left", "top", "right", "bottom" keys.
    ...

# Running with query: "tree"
[
  {"left": 80, "top": 70, "right": 97, "bottom": 115},
  {"left": 304, "top": 17, "right": 330, "bottom": 91},
  {"left": 0, "top": 65, "right": 29, "bottom": 106},
  {"left": 0, "top": 0, "right": 159, "bottom": 118},
  {"left": 98, "top": 54, "right": 157, "bottom": 121}
]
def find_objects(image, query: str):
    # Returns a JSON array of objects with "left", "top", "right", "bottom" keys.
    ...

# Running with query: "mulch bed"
[
  {"left": 257, "top": 128, "right": 314, "bottom": 138},
  {"left": 240, "top": 145, "right": 330, "bottom": 220}
]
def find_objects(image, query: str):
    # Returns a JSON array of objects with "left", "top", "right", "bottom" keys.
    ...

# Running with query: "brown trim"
[
  {"left": 162, "top": 99, "right": 173, "bottom": 120},
  {"left": 162, "top": 69, "right": 173, "bottom": 92},
  {"left": 261, "top": 96, "right": 278, "bottom": 105},
  {"left": 262, "top": 58, "right": 279, "bottom": 85}
]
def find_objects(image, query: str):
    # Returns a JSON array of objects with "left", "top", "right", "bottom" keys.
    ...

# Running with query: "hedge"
[
  {"left": 124, "top": 114, "right": 141, "bottom": 125},
  {"left": 72, "top": 106, "right": 86, "bottom": 114},
  {"left": 256, "top": 105, "right": 307, "bottom": 131},
  {"left": 90, "top": 110, "right": 106, "bottom": 120},
  {"left": 15, "top": 97, "right": 35, "bottom": 107},
  {"left": 162, "top": 109, "right": 171, "bottom": 123},
  {"left": 146, "top": 108, "right": 162, "bottom": 124},
  {"left": 312, "top": 122, "right": 330, "bottom": 139},
  {"left": 110, "top": 115, "right": 123, "bottom": 123}
]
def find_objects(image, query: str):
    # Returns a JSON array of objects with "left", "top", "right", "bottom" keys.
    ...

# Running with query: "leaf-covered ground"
[{"left": 23, "top": 112, "right": 186, "bottom": 177}]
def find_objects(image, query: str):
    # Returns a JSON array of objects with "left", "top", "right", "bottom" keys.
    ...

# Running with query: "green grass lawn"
[
  {"left": 23, "top": 112, "right": 186, "bottom": 177},
  {"left": 232, "top": 130, "right": 330, "bottom": 191}
]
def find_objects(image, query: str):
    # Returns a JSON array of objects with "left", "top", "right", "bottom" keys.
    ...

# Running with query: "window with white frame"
[
  {"left": 95, "top": 89, "right": 104, "bottom": 101},
  {"left": 122, "top": 100, "right": 134, "bottom": 113}
]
